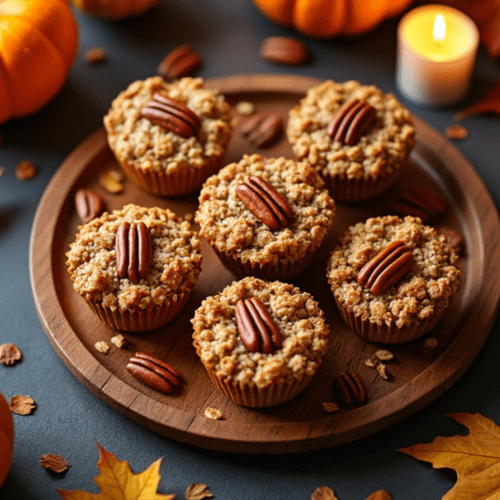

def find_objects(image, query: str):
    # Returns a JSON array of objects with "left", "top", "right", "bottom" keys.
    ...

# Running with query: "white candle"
[{"left": 396, "top": 4, "right": 479, "bottom": 107}]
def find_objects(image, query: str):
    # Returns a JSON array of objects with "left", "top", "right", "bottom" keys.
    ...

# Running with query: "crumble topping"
[
  {"left": 191, "top": 277, "right": 329, "bottom": 388},
  {"left": 103, "top": 76, "right": 233, "bottom": 174},
  {"left": 287, "top": 80, "right": 415, "bottom": 180},
  {"left": 195, "top": 154, "right": 335, "bottom": 265},
  {"left": 327, "top": 216, "right": 460, "bottom": 328},
  {"left": 66, "top": 204, "right": 202, "bottom": 311}
]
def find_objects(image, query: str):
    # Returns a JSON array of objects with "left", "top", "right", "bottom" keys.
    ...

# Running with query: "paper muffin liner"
[
  {"left": 85, "top": 289, "right": 192, "bottom": 332},
  {"left": 211, "top": 245, "right": 321, "bottom": 281},
  {"left": 334, "top": 296, "right": 447, "bottom": 344},
  {"left": 193, "top": 339, "right": 315, "bottom": 408},
  {"left": 117, "top": 155, "right": 224, "bottom": 197}
]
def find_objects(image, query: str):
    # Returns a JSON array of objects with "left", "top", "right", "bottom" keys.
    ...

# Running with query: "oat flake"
[
  {"left": 95, "top": 341, "right": 110, "bottom": 354},
  {"left": 376, "top": 363, "right": 389, "bottom": 380},
  {"left": 375, "top": 349, "right": 394, "bottom": 362},
  {"left": 111, "top": 335, "right": 127, "bottom": 349},
  {"left": 204, "top": 407, "right": 222, "bottom": 420},
  {"left": 322, "top": 402, "right": 339, "bottom": 413}
]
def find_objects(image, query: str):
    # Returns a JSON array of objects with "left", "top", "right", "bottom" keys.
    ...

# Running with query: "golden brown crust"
[
  {"left": 195, "top": 154, "right": 336, "bottom": 266},
  {"left": 191, "top": 277, "right": 329, "bottom": 389},
  {"left": 327, "top": 215, "right": 461, "bottom": 329},
  {"left": 66, "top": 204, "right": 202, "bottom": 311}
]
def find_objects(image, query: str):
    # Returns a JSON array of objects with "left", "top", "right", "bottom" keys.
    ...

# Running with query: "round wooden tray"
[{"left": 30, "top": 74, "right": 500, "bottom": 454}]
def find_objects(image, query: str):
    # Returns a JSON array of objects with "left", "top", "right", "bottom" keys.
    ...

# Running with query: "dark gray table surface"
[{"left": 1, "top": 1, "right": 500, "bottom": 498}]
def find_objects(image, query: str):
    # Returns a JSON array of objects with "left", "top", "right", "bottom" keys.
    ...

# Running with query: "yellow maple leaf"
[
  {"left": 399, "top": 413, "right": 500, "bottom": 500},
  {"left": 57, "top": 442, "right": 175, "bottom": 500}
]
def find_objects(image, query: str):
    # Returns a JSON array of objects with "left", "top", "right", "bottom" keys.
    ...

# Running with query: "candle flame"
[{"left": 434, "top": 14, "right": 446, "bottom": 41}]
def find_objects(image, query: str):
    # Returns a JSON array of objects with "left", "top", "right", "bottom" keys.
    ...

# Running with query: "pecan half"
[
  {"left": 356, "top": 241, "right": 414, "bottom": 295},
  {"left": 240, "top": 113, "right": 283, "bottom": 148},
  {"left": 390, "top": 186, "right": 448, "bottom": 224},
  {"left": 327, "top": 99, "right": 376, "bottom": 146},
  {"left": 127, "top": 352, "right": 182, "bottom": 394},
  {"left": 115, "top": 222, "right": 153, "bottom": 282},
  {"left": 140, "top": 93, "right": 201, "bottom": 138},
  {"left": 158, "top": 45, "right": 202, "bottom": 80},
  {"left": 236, "top": 176, "right": 294, "bottom": 230},
  {"left": 74, "top": 188, "right": 104, "bottom": 223},
  {"left": 332, "top": 372, "right": 366, "bottom": 406},
  {"left": 235, "top": 297, "right": 282, "bottom": 354},
  {"left": 260, "top": 36, "right": 309, "bottom": 65}
]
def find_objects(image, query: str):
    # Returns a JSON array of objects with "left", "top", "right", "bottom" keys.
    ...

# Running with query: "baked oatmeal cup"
[
  {"left": 327, "top": 215, "right": 460, "bottom": 344},
  {"left": 103, "top": 76, "right": 233, "bottom": 196},
  {"left": 287, "top": 80, "right": 415, "bottom": 202},
  {"left": 66, "top": 204, "right": 202, "bottom": 332},
  {"left": 195, "top": 154, "right": 336, "bottom": 280},
  {"left": 191, "top": 277, "right": 329, "bottom": 407}
]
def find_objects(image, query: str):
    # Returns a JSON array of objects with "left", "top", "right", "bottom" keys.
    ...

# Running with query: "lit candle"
[{"left": 396, "top": 4, "right": 479, "bottom": 107}]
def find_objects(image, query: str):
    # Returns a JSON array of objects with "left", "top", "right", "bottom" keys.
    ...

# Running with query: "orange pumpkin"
[
  {"left": 252, "top": 0, "right": 414, "bottom": 38},
  {"left": 71, "top": 0, "right": 162, "bottom": 19},
  {"left": 0, "top": 390, "right": 14, "bottom": 488},
  {"left": 0, "top": 0, "right": 78, "bottom": 125}
]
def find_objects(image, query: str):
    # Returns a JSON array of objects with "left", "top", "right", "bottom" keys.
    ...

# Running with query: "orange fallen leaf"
[
  {"left": 399, "top": 413, "right": 500, "bottom": 500},
  {"left": 57, "top": 442, "right": 175, "bottom": 500},
  {"left": 454, "top": 81, "right": 500, "bottom": 120}
]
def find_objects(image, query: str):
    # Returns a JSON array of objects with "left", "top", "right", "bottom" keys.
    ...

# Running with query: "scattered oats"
[
  {"left": 9, "top": 395, "right": 36, "bottom": 415},
  {"left": 15, "top": 160, "right": 37, "bottom": 180},
  {"left": 39, "top": 453, "right": 69, "bottom": 473},
  {"left": 95, "top": 341, "right": 110, "bottom": 354},
  {"left": 365, "top": 355, "right": 378, "bottom": 368},
  {"left": 186, "top": 483, "right": 213, "bottom": 500},
  {"left": 424, "top": 337, "right": 438, "bottom": 349},
  {"left": 365, "top": 490, "right": 393, "bottom": 500},
  {"left": 183, "top": 213, "right": 194, "bottom": 222},
  {"left": 235, "top": 101, "right": 255, "bottom": 116},
  {"left": 376, "top": 363, "right": 389, "bottom": 380},
  {"left": 446, "top": 124, "right": 468, "bottom": 140},
  {"left": 375, "top": 349, "right": 394, "bottom": 362},
  {"left": 111, "top": 334, "right": 127, "bottom": 349},
  {"left": 84, "top": 46, "right": 107, "bottom": 65},
  {"left": 322, "top": 402, "right": 339, "bottom": 413},
  {"left": 0, "top": 343, "right": 22, "bottom": 366},
  {"left": 98, "top": 168, "right": 123, "bottom": 194},
  {"left": 311, "top": 486, "right": 338, "bottom": 500},
  {"left": 204, "top": 407, "right": 223, "bottom": 420}
]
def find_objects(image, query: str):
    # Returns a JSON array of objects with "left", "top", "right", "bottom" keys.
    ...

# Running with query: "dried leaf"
[
  {"left": 95, "top": 341, "right": 109, "bottom": 354},
  {"left": 311, "top": 486, "right": 338, "bottom": 500},
  {"left": 204, "top": 407, "right": 222, "bottom": 420},
  {"left": 365, "top": 491, "right": 392, "bottom": 500},
  {"left": 40, "top": 454, "right": 69, "bottom": 473},
  {"left": 0, "top": 343, "right": 22, "bottom": 365},
  {"left": 399, "top": 413, "right": 500, "bottom": 500},
  {"left": 111, "top": 335, "right": 127, "bottom": 349},
  {"left": 185, "top": 483, "right": 213, "bottom": 500},
  {"left": 322, "top": 402, "right": 339, "bottom": 413},
  {"left": 454, "top": 80, "right": 500, "bottom": 120},
  {"left": 57, "top": 442, "right": 175, "bottom": 499},
  {"left": 9, "top": 395, "right": 36, "bottom": 415},
  {"left": 98, "top": 168, "right": 124, "bottom": 194},
  {"left": 424, "top": 337, "right": 438, "bottom": 349},
  {"left": 15, "top": 160, "right": 37, "bottom": 180}
]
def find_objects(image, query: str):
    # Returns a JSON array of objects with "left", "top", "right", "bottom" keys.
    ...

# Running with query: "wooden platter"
[{"left": 30, "top": 74, "right": 500, "bottom": 454}]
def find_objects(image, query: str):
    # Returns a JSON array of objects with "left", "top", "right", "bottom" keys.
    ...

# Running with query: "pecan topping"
[
  {"left": 332, "top": 371, "right": 366, "bottom": 406},
  {"left": 356, "top": 240, "right": 414, "bottom": 295},
  {"left": 140, "top": 93, "right": 201, "bottom": 138},
  {"left": 390, "top": 186, "right": 448, "bottom": 224},
  {"left": 127, "top": 352, "right": 182, "bottom": 394},
  {"left": 236, "top": 176, "right": 294, "bottom": 230},
  {"left": 74, "top": 188, "right": 104, "bottom": 223},
  {"left": 327, "top": 99, "right": 376, "bottom": 146},
  {"left": 115, "top": 222, "right": 153, "bottom": 282},
  {"left": 240, "top": 113, "right": 283, "bottom": 148},
  {"left": 235, "top": 297, "right": 282, "bottom": 354}
]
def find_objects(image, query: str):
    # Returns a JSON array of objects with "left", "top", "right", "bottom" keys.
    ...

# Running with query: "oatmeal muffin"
[
  {"left": 196, "top": 154, "right": 336, "bottom": 280},
  {"left": 287, "top": 80, "right": 415, "bottom": 202},
  {"left": 66, "top": 204, "right": 202, "bottom": 332},
  {"left": 327, "top": 215, "right": 460, "bottom": 343},
  {"left": 191, "top": 277, "right": 329, "bottom": 407},
  {"left": 103, "top": 76, "right": 233, "bottom": 196}
]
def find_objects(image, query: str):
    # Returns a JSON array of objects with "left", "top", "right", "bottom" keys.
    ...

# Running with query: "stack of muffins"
[{"left": 66, "top": 76, "right": 461, "bottom": 409}]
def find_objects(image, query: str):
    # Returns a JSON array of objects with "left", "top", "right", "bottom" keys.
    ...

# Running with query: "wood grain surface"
[{"left": 29, "top": 74, "right": 500, "bottom": 454}]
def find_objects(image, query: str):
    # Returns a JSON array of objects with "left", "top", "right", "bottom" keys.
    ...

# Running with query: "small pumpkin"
[
  {"left": 0, "top": 390, "right": 14, "bottom": 488},
  {"left": 0, "top": 0, "right": 78, "bottom": 125},
  {"left": 251, "top": 0, "right": 414, "bottom": 38},
  {"left": 71, "top": 0, "right": 162, "bottom": 20}
]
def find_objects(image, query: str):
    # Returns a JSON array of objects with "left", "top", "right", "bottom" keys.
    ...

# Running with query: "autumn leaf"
[
  {"left": 57, "top": 442, "right": 175, "bottom": 500},
  {"left": 399, "top": 413, "right": 500, "bottom": 500},
  {"left": 454, "top": 81, "right": 500, "bottom": 120}
]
